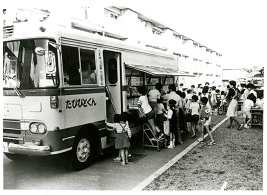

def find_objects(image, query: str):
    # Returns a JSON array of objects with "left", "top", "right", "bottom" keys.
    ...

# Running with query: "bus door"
[{"left": 103, "top": 50, "right": 122, "bottom": 122}]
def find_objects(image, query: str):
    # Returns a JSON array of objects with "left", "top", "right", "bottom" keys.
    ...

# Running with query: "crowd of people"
[{"left": 106, "top": 80, "right": 264, "bottom": 165}]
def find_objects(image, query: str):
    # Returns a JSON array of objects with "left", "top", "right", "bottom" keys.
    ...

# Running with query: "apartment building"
[
  {"left": 102, "top": 6, "right": 223, "bottom": 88},
  {"left": 5, "top": 6, "right": 223, "bottom": 88}
]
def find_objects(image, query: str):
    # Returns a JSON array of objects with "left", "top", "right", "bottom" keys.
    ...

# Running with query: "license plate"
[{"left": 3, "top": 142, "right": 8, "bottom": 153}]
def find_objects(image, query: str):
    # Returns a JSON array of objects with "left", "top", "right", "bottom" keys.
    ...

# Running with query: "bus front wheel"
[{"left": 70, "top": 131, "right": 96, "bottom": 171}]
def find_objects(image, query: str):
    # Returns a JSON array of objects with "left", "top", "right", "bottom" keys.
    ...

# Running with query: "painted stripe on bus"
[
  {"left": 3, "top": 87, "right": 106, "bottom": 96},
  {"left": 3, "top": 86, "right": 129, "bottom": 96}
]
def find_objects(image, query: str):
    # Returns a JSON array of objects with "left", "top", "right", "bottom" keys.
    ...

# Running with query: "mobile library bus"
[{"left": 3, "top": 19, "right": 192, "bottom": 170}]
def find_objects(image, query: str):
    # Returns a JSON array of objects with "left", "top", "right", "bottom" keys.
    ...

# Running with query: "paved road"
[{"left": 3, "top": 115, "right": 227, "bottom": 190}]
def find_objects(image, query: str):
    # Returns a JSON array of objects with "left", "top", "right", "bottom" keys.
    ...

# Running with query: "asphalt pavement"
[{"left": 91, "top": 114, "right": 227, "bottom": 190}]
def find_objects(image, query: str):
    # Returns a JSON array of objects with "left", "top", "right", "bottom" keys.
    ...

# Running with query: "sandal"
[
  {"left": 197, "top": 138, "right": 204, "bottom": 143},
  {"left": 113, "top": 157, "right": 121, "bottom": 162},
  {"left": 191, "top": 134, "right": 196, "bottom": 138},
  {"left": 207, "top": 141, "right": 216, "bottom": 146},
  {"left": 121, "top": 162, "right": 126, "bottom": 165},
  {"left": 238, "top": 124, "right": 243, "bottom": 130}
]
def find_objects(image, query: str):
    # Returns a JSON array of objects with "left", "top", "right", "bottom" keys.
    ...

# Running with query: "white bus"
[{"left": 3, "top": 19, "right": 192, "bottom": 170}]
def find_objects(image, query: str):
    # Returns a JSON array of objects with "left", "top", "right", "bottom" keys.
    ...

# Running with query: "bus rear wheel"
[
  {"left": 4, "top": 153, "right": 27, "bottom": 161},
  {"left": 70, "top": 131, "right": 96, "bottom": 171}
]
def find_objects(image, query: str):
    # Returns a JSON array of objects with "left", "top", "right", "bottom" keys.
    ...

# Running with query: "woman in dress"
[{"left": 226, "top": 80, "right": 242, "bottom": 130}]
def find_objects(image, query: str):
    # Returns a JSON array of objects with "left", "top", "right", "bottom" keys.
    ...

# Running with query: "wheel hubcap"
[{"left": 76, "top": 138, "right": 91, "bottom": 162}]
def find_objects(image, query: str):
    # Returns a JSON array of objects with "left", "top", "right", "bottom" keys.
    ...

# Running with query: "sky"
[
  {"left": 127, "top": 0, "right": 267, "bottom": 69},
  {"left": 3, "top": 0, "right": 267, "bottom": 69}
]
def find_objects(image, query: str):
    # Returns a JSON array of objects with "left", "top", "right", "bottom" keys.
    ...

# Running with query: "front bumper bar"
[{"left": 6, "top": 142, "right": 51, "bottom": 156}]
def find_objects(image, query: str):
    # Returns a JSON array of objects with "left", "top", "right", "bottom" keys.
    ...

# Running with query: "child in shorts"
[
  {"left": 241, "top": 93, "right": 255, "bottom": 129},
  {"left": 166, "top": 99, "right": 178, "bottom": 148},
  {"left": 156, "top": 98, "right": 167, "bottom": 135},
  {"left": 189, "top": 95, "right": 200, "bottom": 138},
  {"left": 198, "top": 97, "right": 216, "bottom": 146}
]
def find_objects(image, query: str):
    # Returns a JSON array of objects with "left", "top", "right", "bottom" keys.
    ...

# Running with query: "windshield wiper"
[
  {"left": 13, "top": 85, "right": 25, "bottom": 98},
  {"left": 3, "top": 74, "right": 25, "bottom": 98}
]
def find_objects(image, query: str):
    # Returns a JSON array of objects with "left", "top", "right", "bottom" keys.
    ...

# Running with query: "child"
[
  {"left": 137, "top": 86, "right": 163, "bottom": 138},
  {"left": 210, "top": 86, "right": 217, "bottom": 110},
  {"left": 220, "top": 91, "right": 226, "bottom": 106},
  {"left": 156, "top": 98, "right": 167, "bottom": 136},
  {"left": 241, "top": 93, "right": 255, "bottom": 129},
  {"left": 256, "top": 90, "right": 264, "bottom": 109},
  {"left": 198, "top": 97, "right": 216, "bottom": 146},
  {"left": 189, "top": 95, "right": 200, "bottom": 138},
  {"left": 167, "top": 99, "right": 178, "bottom": 149},
  {"left": 185, "top": 92, "right": 192, "bottom": 134},
  {"left": 178, "top": 91, "right": 187, "bottom": 134},
  {"left": 106, "top": 113, "right": 131, "bottom": 165},
  {"left": 215, "top": 89, "right": 221, "bottom": 108}
]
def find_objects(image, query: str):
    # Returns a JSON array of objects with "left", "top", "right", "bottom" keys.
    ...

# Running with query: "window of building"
[
  {"left": 152, "top": 29, "right": 162, "bottom": 35},
  {"left": 174, "top": 34, "right": 181, "bottom": 40},
  {"left": 104, "top": 9, "right": 119, "bottom": 20}
]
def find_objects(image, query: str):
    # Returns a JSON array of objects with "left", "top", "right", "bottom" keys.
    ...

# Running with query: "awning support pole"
[
  {"left": 163, "top": 76, "right": 167, "bottom": 85},
  {"left": 128, "top": 68, "right": 134, "bottom": 86}
]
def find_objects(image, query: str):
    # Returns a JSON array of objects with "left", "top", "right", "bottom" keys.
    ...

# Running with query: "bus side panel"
[{"left": 62, "top": 91, "right": 106, "bottom": 128}]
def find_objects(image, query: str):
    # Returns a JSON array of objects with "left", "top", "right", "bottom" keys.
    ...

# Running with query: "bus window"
[
  {"left": 62, "top": 45, "right": 81, "bottom": 85},
  {"left": 108, "top": 58, "right": 117, "bottom": 84},
  {"left": 80, "top": 49, "right": 97, "bottom": 85}
]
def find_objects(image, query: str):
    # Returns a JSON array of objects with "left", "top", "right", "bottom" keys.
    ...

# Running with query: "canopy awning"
[{"left": 125, "top": 63, "right": 195, "bottom": 77}]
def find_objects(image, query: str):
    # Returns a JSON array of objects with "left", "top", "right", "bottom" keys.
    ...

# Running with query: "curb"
[{"left": 132, "top": 116, "right": 230, "bottom": 191}]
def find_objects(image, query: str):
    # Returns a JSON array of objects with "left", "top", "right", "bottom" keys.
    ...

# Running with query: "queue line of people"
[
  {"left": 106, "top": 80, "right": 264, "bottom": 165},
  {"left": 137, "top": 82, "right": 217, "bottom": 148}
]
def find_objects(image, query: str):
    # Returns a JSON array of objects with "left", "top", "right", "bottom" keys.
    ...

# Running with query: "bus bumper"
[{"left": 6, "top": 142, "right": 51, "bottom": 156}]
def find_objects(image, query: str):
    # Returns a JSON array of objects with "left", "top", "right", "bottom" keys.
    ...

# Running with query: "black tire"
[
  {"left": 4, "top": 153, "right": 27, "bottom": 161},
  {"left": 218, "top": 106, "right": 224, "bottom": 115},
  {"left": 70, "top": 131, "right": 96, "bottom": 171}
]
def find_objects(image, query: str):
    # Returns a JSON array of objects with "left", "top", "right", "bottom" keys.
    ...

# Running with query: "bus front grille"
[
  {"left": 4, "top": 129, "right": 23, "bottom": 134},
  {"left": 3, "top": 120, "right": 26, "bottom": 144},
  {"left": 3, "top": 120, "right": 21, "bottom": 130},
  {"left": 3, "top": 137, "right": 24, "bottom": 144}
]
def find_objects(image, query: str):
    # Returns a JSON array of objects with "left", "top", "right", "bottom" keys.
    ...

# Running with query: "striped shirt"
[{"left": 106, "top": 122, "right": 131, "bottom": 138}]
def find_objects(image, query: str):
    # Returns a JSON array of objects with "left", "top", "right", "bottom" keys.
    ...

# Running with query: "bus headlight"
[
  {"left": 29, "top": 123, "right": 47, "bottom": 134},
  {"left": 38, "top": 124, "right": 46, "bottom": 134}
]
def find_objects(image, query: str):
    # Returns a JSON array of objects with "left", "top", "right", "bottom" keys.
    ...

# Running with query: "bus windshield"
[{"left": 3, "top": 39, "right": 59, "bottom": 89}]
